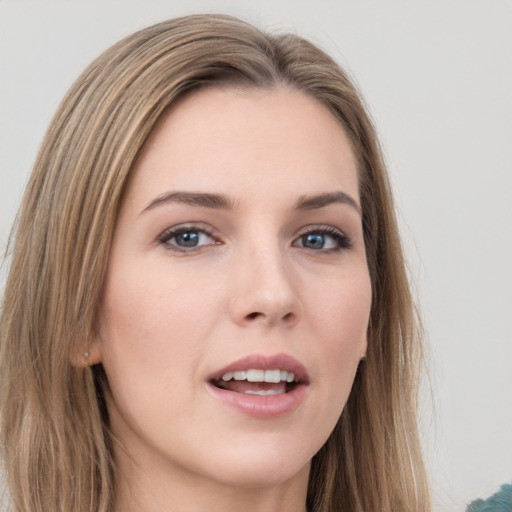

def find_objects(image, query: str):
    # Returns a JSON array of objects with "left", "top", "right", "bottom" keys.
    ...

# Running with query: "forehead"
[{"left": 126, "top": 86, "right": 359, "bottom": 209}]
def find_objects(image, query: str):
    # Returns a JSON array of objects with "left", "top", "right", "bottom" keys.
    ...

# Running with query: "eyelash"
[
  {"left": 157, "top": 225, "right": 218, "bottom": 253},
  {"left": 294, "top": 225, "right": 352, "bottom": 253},
  {"left": 157, "top": 224, "right": 352, "bottom": 254}
]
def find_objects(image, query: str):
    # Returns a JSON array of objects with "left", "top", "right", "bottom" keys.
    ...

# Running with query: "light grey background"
[{"left": 1, "top": 1, "right": 511, "bottom": 511}]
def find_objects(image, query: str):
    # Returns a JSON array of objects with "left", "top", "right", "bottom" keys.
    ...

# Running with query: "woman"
[{"left": 0, "top": 14, "right": 430, "bottom": 512}]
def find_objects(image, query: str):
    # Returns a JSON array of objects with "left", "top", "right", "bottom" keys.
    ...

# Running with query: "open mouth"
[
  {"left": 207, "top": 355, "right": 309, "bottom": 417},
  {"left": 210, "top": 369, "right": 300, "bottom": 396}
]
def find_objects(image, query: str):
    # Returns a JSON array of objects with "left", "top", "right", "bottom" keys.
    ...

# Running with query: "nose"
[{"left": 229, "top": 245, "right": 301, "bottom": 328}]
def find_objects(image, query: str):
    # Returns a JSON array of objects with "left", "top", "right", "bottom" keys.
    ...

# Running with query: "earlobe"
[
  {"left": 82, "top": 350, "right": 92, "bottom": 368},
  {"left": 70, "top": 337, "right": 103, "bottom": 368},
  {"left": 359, "top": 337, "right": 368, "bottom": 363}
]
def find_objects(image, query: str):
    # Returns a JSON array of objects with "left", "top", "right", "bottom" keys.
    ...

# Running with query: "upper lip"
[{"left": 207, "top": 353, "right": 309, "bottom": 384}]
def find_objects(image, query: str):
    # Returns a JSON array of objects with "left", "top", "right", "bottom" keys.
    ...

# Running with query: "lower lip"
[{"left": 207, "top": 383, "right": 307, "bottom": 419}]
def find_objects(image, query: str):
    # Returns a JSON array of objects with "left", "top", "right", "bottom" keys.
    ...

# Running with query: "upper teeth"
[{"left": 221, "top": 369, "right": 296, "bottom": 383}]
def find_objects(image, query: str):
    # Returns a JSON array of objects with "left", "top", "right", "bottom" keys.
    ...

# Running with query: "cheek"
[
  {"left": 96, "top": 260, "right": 221, "bottom": 434},
  {"left": 304, "top": 266, "right": 371, "bottom": 417},
  {"left": 99, "top": 258, "right": 221, "bottom": 349},
  {"left": 96, "top": 264, "right": 185, "bottom": 393},
  {"left": 310, "top": 266, "right": 371, "bottom": 351}
]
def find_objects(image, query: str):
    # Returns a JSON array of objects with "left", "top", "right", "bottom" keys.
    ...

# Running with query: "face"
[{"left": 93, "top": 87, "right": 372, "bottom": 491}]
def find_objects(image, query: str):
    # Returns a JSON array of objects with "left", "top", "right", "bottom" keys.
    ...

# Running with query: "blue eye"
[
  {"left": 301, "top": 233, "right": 327, "bottom": 249},
  {"left": 295, "top": 227, "right": 351, "bottom": 252},
  {"left": 158, "top": 227, "right": 216, "bottom": 251},
  {"left": 174, "top": 231, "right": 200, "bottom": 247}
]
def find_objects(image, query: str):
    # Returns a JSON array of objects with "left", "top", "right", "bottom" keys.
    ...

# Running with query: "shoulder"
[{"left": 467, "top": 483, "right": 512, "bottom": 512}]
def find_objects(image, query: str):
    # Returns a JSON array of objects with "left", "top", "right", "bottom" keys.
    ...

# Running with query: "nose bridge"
[{"left": 230, "top": 230, "right": 300, "bottom": 326}]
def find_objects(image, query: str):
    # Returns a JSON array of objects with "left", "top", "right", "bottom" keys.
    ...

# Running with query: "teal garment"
[{"left": 467, "top": 484, "right": 512, "bottom": 512}]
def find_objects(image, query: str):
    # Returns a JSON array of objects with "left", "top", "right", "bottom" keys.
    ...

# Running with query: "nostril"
[
  {"left": 245, "top": 311, "right": 295, "bottom": 323},
  {"left": 283, "top": 312, "right": 295, "bottom": 322}
]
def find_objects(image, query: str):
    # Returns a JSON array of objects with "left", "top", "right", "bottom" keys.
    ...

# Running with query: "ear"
[
  {"left": 69, "top": 336, "right": 103, "bottom": 368},
  {"left": 360, "top": 336, "right": 368, "bottom": 362}
]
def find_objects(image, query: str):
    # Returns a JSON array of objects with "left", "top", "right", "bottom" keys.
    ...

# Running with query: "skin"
[{"left": 90, "top": 87, "right": 372, "bottom": 512}]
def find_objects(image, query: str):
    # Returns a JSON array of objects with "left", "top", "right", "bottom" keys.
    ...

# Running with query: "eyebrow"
[
  {"left": 141, "top": 191, "right": 236, "bottom": 214},
  {"left": 294, "top": 191, "right": 361, "bottom": 215},
  {"left": 141, "top": 190, "right": 361, "bottom": 215}
]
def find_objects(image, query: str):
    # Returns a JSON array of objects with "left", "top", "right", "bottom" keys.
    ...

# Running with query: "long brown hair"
[{"left": 0, "top": 14, "right": 430, "bottom": 512}]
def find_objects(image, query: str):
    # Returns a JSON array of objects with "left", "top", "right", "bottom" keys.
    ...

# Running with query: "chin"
[{"left": 196, "top": 432, "right": 315, "bottom": 489}]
